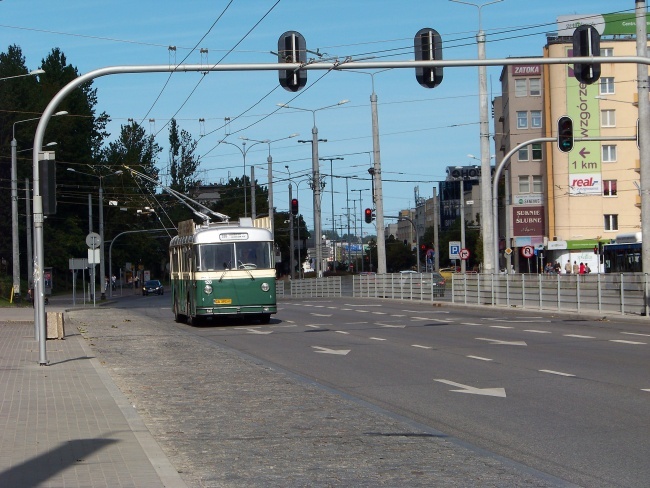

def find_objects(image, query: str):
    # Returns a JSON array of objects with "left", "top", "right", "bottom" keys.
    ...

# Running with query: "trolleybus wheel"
[
  {"left": 259, "top": 313, "right": 271, "bottom": 324},
  {"left": 173, "top": 299, "right": 186, "bottom": 323}
]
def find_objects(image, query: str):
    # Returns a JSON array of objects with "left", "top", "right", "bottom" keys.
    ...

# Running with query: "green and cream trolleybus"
[{"left": 170, "top": 218, "right": 276, "bottom": 324}]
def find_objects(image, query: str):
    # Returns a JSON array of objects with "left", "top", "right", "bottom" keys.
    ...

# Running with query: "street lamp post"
[
  {"left": 352, "top": 188, "right": 369, "bottom": 272},
  {"left": 11, "top": 111, "right": 67, "bottom": 300},
  {"left": 67, "top": 167, "right": 123, "bottom": 300},
  {"left": 0, "top": 69, "right": 45, "bottom": 82},
  {"left": 278, "top": 100, "right": 349, "bottom": 277},
  {"left": 450, "top": 0, "right": 503, "bottom": 273},
  {"left": 241, "top": 133, "right": 299, "bottom": 236},
  {"left": 219, "top": 137, "right": 270, "bottom": 218},
  {"left": 319, "top": 156, "right": 344, "bottom": 251}
]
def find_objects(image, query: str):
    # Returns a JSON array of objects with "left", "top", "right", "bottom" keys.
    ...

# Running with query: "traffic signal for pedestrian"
[
  {"left": 414, "top": 28, "right": 443, "bottom": 89},
  {"left": 364, "top": 208, "right": 373, "bottom": 224},
  {"left": 291, "top": 198, "right": 299, "bottom": 215},
  {"left": 572, "top": 25, "right": 601, "bottom": 85},
  {"left": 557, "top": 116, "right": 574, "bottom": 153},
  {"left": 277, "top": 31, "right": 307, "bottom": 92}
]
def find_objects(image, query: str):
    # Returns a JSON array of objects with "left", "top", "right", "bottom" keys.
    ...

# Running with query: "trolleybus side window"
[{"left": 196, "top": 243, "right": 236, "bottom": 271}]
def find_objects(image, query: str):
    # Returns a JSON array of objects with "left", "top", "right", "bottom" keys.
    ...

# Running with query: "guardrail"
[
  {"left": 451, "top": 273, "right": 649, "bottom": 316},
  {"left": 353, "top": 273, "right": 446, "bottom": 301},
  {"left": 289, "top": 276, "right": 342, "bottom": 297}
]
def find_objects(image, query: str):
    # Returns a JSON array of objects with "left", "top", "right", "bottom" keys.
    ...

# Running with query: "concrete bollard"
[{"left": 46, "top": 312, "right": 65, "bottom": 339}]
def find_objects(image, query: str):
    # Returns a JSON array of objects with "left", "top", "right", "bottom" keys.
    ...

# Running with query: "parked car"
[
  {"left": 142, "top": 279, "right": 164, "bottom": 296},
  {"left": 399, "top": 271, "right": 446, "bottom": 297}
]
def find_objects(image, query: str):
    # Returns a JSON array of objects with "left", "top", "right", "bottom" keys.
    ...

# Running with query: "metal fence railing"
[
  {"left": 288, "top": 276, "right": 342, "bottom": 298},
  {"left": 353, "top": 273, "right": 445, "bottom": 302},
  {"left": 281, "top": 273, "right": 649, "bottom": 318},
  {"left": 450, "top": 273, "right": 649, "bottom": 316}
]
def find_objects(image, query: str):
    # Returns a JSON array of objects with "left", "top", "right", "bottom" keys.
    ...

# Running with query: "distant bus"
[
  {"left": 603, "top": 232, "right": 642, "bottom": 273},
  {"left": 169, "top": 219, "right": 276, "bottom": 324}
]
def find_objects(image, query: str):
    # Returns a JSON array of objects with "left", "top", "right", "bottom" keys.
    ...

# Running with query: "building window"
[
  {"left": 599, "top": 77, "right": 615, "bottom": 95},
  {"left": 517, "top": 111, "right": 528, "bottom": 129},
  {"left": 602, "top": 145, "right": 617, "bottom": 162},
  {"left": 601, "top": 109, "right": 616, "bottom": 127},
  {"left": 603, "top": 179, "right": 617, "bottom": 197},
  {"left": 531, "top": 143, "right": 543, "bottom": 160},
  {"left": 518, "top": 147, "right": 529, "bottom": 161},
  {"left": 529, "top": 78, "right": 541, "bottom": 96},
  {"left": 515, "top": 79, "right": 527, "bottom": 97},
  {"left": 602, "top": 47, "right": 613, "bottom": 57},
  {"left": 532, "top": 175, "right": 543, "bottom": 193},
  {"left": 518, "top": 175, "right": 530, "bottom": 193},
  {"left": 604, "top": 214, "right": 618, "bottom": 231},
  {"left": 531, "top": 110, "right": 542, "bottom": 128}
]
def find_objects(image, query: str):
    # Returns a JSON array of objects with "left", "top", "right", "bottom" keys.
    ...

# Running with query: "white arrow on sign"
[
  {"left": 476, "top": 338, "right": 527, "bottom": 346},
  {"left": 312, "top": 346, "right": 350, "bottom": 355},
  {"left": 434, "top": 379, "right": 506, "bottom": 397}
]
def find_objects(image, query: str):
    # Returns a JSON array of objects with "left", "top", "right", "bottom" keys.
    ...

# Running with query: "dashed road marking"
[
  {"left": 610, "top": 339, "right": 646, "bottom": 345},
  {"left": 335, "top": 330, "right": 349, "bottom": 335},
  {"left": 369, "top": 337, "right": 386, "bottom": 341},
  {"left": 525, "top": 330, "right": 551, "bottom": 334},
  {"left": 622, "top": 332, "right": 650, "bottom": 337},
  {"left": 564, "top": 334, "right": 595, "bottom": 339},
  {"left": 540, "top": 369, "right": 575, "bottom": 377},
  {"left": 490, "top": 325, "right": 514, "bottom": 329},
  {"left": 467, "top": 355, "right": 493, "bottom": 361},
  {"left": 412, "top": 344, "right": 432, "bottom": 349}
]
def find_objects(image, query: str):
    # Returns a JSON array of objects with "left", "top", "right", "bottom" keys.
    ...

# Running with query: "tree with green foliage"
[{"left": 168, "top": 118, "right": 200, "bottom": 194}]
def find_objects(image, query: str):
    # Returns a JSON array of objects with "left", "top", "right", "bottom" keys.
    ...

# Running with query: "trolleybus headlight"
[
  {"left": 204, "top": 284, "right": 213, "bottom": 294},
  {"left": 260, "top": 282, "right": 270, "bottom": 292}
]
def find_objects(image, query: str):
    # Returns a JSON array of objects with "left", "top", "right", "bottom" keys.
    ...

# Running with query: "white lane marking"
[
  {"left": 312, "top": 346, "right": 350, "bottom": 355},
  {"left": 434, "top": 379, "right": 506, "bottom": 397},
  {"left": 234, "top": 327, "right": 273, "bottom": 335},
  {"left": 622, "top": 332, "right": 650, "bottom": 337},
  {"left": 461, "top": 322, "right": 483, "bottom": 326},
  {"left": 327, "top": 307, "right": 338, "bottom": 309},
  {"left": 311, "top": 313, "right": 332, "bottom": 317},
  {"left": 476, "top": 338, "right": 527, "bottom": 346},
  {"left": 489, "top": 325, "right": 514, "bottom": 329},
  {"left": 335, "top": 330, "right": 349, "bottom": 335},
  {"left": 313, "top": 305, "right": 325, "bottom": 308},
  {"left": 540, "top": 369, "right": 575, "bottom": 377},
  {"left": 467, "top": 355, "right": 493, "bottom": 361},
  {"left": 410, "top": 317, "right": 433, "bottom": 321},
  {"left": 341, "top": 308, "right": 353, "bottom": 311},
  {"left": 486, "top": 317, "right": 550, "bottom": 323},
  {"left": 525, "top": 330, "right": 551, "bottom": 334},
  {"left": 642, "top": 389, "right": 650, "bottom": 392},
  {"left": 412, "top": 344, "right": 432, "bottom": 349},
  {"left": 371, "top": 312, "right": 387, "bottom": 315},
  {"left": 355, "top": 310, "right": 370, "bottom": 313},
  {"left": 271, "top": 324, "right": 297, "bottom": 328},
  {"left": 369, "top": 337, "right": 386, "bottom": 341},
  {"left": 344, "top": 321, "right": 368, "bottom": 325},
  {"left": 305, "top": 324, "right": 331, "bottom": 328},
  {"left": 346, "top": 303, "right": 381, "bottom": 307},
  {"left": 610, "top": 339, "right": 646, "bottom": 345},
  {"left": 564, "top": 334, "right": 595, "bottom": 339},
  {"left": 379, "top": 323, "right": 406, "bottom": 328},
  {"left": 390, "top": 314, "right": 406, "bottom": 317}
]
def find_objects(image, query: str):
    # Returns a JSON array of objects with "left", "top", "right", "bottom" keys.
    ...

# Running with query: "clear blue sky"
[{"left": 0, "top": 0, "right": 636, "bottom": 234}]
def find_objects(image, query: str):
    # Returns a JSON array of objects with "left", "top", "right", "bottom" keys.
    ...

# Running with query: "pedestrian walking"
[{"left": 565, "top": 261, "right": 572, "bottom": 274}]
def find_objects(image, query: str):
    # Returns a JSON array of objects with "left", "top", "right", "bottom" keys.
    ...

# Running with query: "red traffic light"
[
  {"left": 364, "top": 208, "right": 373, "bottom": 224},
  {"left": 291, "top": 198, "right": 299, "bottom": 215}
]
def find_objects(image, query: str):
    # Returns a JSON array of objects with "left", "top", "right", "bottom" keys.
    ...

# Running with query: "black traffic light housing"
[
  {"left": 39, "top": 159, "right": 57, "bottom": 215},
  {"left": 364, "top": 208, "right": 373, "bottom": 224},
  {"left": 414, "top": 28, "right": 443, "bottom": 89},
  {"left": 557, "top": 116, "right": 574, "bottom": 153},
  {"left": 572, "top": 25, "right": 601, "bottom": 85},
  {"left": 278, "top": 31, "right": 307, "bottom": 92},
  {"left": 291, "top": 198, "right": 299, "bottom": 216}
]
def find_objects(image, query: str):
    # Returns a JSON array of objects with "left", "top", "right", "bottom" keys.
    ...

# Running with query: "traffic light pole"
[
  {"left": 492, "top": 135, "right": 636, "bottom": 272},
  {"left": 30, "top": 54, "right": 650, "bottom": 364}
]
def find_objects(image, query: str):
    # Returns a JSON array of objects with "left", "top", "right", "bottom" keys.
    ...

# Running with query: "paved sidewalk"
[{"left": 0, "top": 301, "right": 186, "bottom": 488}]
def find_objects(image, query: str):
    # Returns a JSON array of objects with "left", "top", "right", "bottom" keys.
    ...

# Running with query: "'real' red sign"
[{"left": 512, "top": 205, "right": 545, "bottom": 237}]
